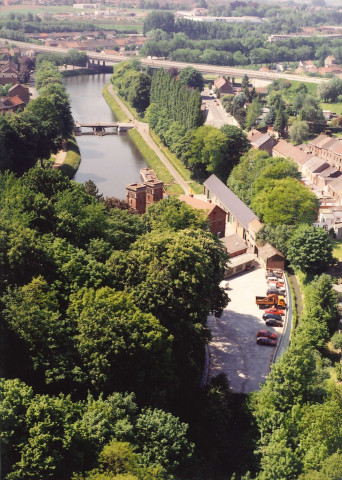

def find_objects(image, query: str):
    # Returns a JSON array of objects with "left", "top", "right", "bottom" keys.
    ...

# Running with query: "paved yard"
[{"left": 208, "top": 263, "right": 283, "bottom": 393}]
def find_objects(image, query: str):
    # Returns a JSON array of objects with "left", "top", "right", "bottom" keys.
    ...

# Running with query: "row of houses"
[
  {"left": 0, "top": 60, "right": 19, "bottom": 86},
  {"left": 249, "top": 129, "right": 342, "bottom": 237},
  {"left": 0, "top": 84, "right": 31, "bottom": 114}
]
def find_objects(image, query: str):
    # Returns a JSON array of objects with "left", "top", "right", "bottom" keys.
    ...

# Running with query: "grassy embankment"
[
  {"left": 149, "top": 130, "right": 202, "bottom": 194},
  {"left": 333, "top": 239, "right": 342, "bottom": 261},
  {"left": 103, "top": 84, "right": 183, "bottom": 195},
  {"left": 59, "top": 136, "right": 81, "bottom": 179},
  {"left": 102, "top": 85, "right": 129, "bottom": 122}
]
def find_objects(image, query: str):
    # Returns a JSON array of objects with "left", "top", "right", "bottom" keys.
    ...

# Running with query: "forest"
[{"left": 142, "top": 9, "right": 342, "bottom": 67}]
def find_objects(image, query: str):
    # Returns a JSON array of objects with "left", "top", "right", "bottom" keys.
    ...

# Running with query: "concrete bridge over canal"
[{"left": 74, "top": 122, "right": 135, "bottom": 135}]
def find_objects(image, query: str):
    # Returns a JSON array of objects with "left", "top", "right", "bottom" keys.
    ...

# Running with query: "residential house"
[
  {"left": 179, "top": 194, "right": 226, "bottom": 237},
  {"left": 308, "top": 134, "right": 342, "bottom": 169},
  {"left": 214, "top": 76, "right": 234, "bottom": 95},
  {"left": 247, "top": 129, "right": 277, "bottom": 156},
  {"left": 301, "top": 157, "right": 330, "bottom": 184},
  {"left": 316, "top": 166, "right": 342, "bottom": 192},
  {"left": 324, "top": 55, "right": 337, "bottom": 67},
  {"left": 327, "top": 175, "right": 342, "bottom": 204},
  {"left": 0, "top": 95, "right": 25, "bottom": 114},
  {"left": 295, "top": 60, "right": 318, "bottom": 74},
  {"left": 272, "top": 139, "right": 314, "bottom": 172},
  {"left": 8, "top": 84, "right": 30, "bottom": 104},
  {"left": 319, "top": 65, "right": 342, "bottom": 75}
]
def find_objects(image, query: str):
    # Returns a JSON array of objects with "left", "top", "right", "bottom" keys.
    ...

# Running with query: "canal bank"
[
  {"left": 104, "top": 84, "right": 190, "bottom": 195},
  {"left": 64, "top": 73, "right": 148, "bottom": 199}
]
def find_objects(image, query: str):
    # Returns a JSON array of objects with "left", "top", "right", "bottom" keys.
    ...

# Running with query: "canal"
[{"left": 64, "top": 73, "right": 147, "bottom": 199}]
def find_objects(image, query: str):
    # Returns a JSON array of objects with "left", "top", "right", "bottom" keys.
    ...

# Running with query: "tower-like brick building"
[
  {"left": 126, "top": 183, "right": 147, "bottom": 214},
  {"left": 126, "top": 169, "right": 165, "bottom": 214},
  {"left": 145, "top": 179, "right": 164, "bottom": 208}
]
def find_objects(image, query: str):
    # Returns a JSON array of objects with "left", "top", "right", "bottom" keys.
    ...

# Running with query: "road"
[
  {"left": 202, "top": 88, "right": 239, "bottom": 128},
  {"left": 4, "top": 38, "right": 328, "bottom": 85}
]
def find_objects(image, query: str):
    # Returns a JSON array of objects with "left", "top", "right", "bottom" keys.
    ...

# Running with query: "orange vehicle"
[{"left": 256, "top": 294, "right": 286, "bottom": 309}]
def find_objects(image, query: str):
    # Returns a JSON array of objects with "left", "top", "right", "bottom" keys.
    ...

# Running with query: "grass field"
[
  {"left": 333, "top": 240, "right": 342, "bottom": 261},
  {"left": 102, "top": 84, "right": 129, "bottom": 122},
  {"left": 281, "top": 79, "right": 318, "bottom": 100},
  {"left": 320, "top": 102, "right": 342, "bottom": 115}
]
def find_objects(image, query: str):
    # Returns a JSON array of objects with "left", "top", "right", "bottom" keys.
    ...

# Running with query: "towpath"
[{"left": 107, "top": 84, "right": 190, "bottom": 195}]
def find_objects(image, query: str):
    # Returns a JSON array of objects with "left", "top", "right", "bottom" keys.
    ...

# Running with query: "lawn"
[
  {"left": 333, "top": 239, "right": 342, "bottom": 261},
  {"left": 320, "top": 102, "right": 342, "bottom": 115},
  {"left": 281, "top": 80, "right": 318, "bottom": 100},
  {"left": 102, "top": 84, "right": 129, "bottom": 122}
]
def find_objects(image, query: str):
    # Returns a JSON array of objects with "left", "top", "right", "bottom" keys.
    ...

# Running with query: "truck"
[{"left": 256, "top": 294, "right": 286, "bottom": 309}]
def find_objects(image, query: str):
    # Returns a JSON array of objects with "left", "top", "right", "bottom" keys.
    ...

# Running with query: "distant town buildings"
[{"left": 0, "top": 61, "right": 19, "bottom": 86}]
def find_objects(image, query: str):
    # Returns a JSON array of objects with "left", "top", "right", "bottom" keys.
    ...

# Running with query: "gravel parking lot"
[{"left": 208, "top": 262, "right": 284, "bottom": 393}]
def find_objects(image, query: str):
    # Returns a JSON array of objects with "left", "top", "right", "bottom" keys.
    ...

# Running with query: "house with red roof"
[{"left": 179, "top": 194, "right": 226, "bottom": 237}]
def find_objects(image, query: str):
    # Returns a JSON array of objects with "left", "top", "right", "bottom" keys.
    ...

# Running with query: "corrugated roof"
[{"left": 203, "top": 174, "right": 258, "bottom": 229}]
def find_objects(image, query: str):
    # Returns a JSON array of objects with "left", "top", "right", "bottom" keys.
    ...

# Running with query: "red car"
[
  {"left": 257, "top": 330, "right": 277, "bottom": 340},
  {"left": 265, "top": 308, "right": 285, "bottom": 316},
  {"left": 257, "top": 337, "right": 277, "bottom": 346}
]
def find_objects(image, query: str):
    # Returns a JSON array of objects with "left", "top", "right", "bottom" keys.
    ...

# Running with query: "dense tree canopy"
[
  {"left": 251, "top": 177, "right": 319, "bottom": 225},
  {"left": 287, "top": 225, "right": 334, "bottom": 275}
]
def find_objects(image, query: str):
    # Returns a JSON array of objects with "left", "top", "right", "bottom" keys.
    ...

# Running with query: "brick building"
[
  {"left": 179, "top": 194, "right": 226, "bottom": 237},
  {"left": 126, "top": 168, "right": 164, "bottom": 214},
  {"left": 214, "top": 76, "right": 234, "bottom": 95},
  {"left": 247, "top": 129, "right": 277, "bottom": 156}
]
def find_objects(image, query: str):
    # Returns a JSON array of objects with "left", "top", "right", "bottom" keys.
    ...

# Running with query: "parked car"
[
  {"left": 220, "top": 280, "right": 229, "bottom": 289},
  {"left": 266, "top": 276, "right": 279, "bottom": 282},
  {"left": 265, "top": 307, "right": 285, "bottom": 316},
  {"left": 267, "top": 288, "right": 286, "bottom": 296},
  {"left": 265, "top": 318, "right": 283, "bottom": 327},
  {"left": 263, "top": 313, "right": 282, "bottom": 321},
  {"left": 257, "top": 330, "right": 277, "bottom": 340},
  {"left": 256, "top": 337, "right": 277, "bottom": 346}
]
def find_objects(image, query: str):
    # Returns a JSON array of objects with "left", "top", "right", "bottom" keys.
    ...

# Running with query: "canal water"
[{"left": 64, "top": 73, "right": 147, "bottom": 199}]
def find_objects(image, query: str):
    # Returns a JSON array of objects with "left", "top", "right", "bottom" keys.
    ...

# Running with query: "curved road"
[{"left": 5, "top": 38, "right": 328, "bottom": 85}]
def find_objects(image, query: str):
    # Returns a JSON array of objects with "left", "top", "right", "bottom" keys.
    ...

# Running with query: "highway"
[{"left": 4, "top": 38, "right": 328, "bottom": 85}]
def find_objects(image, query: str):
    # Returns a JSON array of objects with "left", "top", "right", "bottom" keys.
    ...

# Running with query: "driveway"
[
  {"left": 202, "top": 88, "right": 239, "bottom": 128},
  {"left": 207, "top": 262, "right": 284, "bottom": 393}
]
